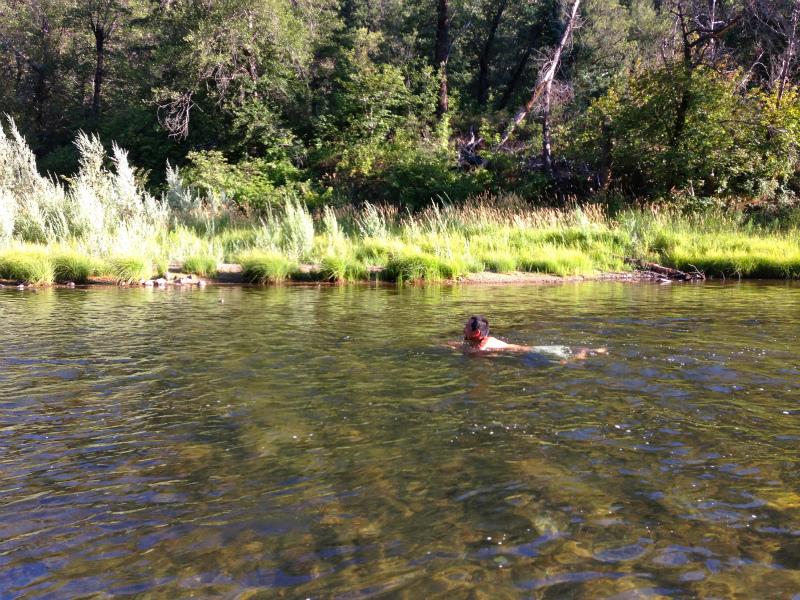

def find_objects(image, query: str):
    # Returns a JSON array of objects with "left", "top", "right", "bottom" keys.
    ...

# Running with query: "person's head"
[{"left": 464, "top": 315, "right": 490, "bottom": 340}]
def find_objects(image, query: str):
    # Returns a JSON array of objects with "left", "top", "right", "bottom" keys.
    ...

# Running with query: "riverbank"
[
  {"left": 3, "top": 200, "right": 800, "bottom": 286},
  {"left": 0, "top": 261, "right": 759, "bottom": 288}
]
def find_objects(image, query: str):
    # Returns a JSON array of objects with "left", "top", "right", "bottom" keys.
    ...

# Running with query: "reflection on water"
[{"left": 1, "top": 282, "right": 800, "bottom": 599}]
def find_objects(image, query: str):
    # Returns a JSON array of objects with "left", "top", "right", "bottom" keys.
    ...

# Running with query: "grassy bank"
[
  {"left": 2, "top": 120, "right": 800, "bottom": 285},
  {"left": 3, "top": 199, "right": 800, "bottom": 285}
]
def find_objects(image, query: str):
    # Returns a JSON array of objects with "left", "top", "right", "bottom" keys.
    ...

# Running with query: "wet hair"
[{"left": 467, "top": 315, "right": 490, "bottom": 337}]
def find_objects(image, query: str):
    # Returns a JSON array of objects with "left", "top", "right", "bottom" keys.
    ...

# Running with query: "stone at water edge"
[
  {"left": 155, "top": 278, "right": 167, "bottom": 285},
  {"left": 143, "top": 280, "right": 154, "bottom": 287},
  {"left": 197, "top": 280, "right": 206, "bottom": 287}
]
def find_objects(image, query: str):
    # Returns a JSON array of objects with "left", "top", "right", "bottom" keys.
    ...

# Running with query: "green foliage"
[
  {"left": 281, "top": 197, "right": 315, "bottom": 259},
  {"left": 52, "top": 252, "right": 98, "bottom": 283},
  {"left": 568, "top": 65, "right": 800, "bottom": 198},
  {"left": 182, "top": 255, "right": 218, "bottom": 277},
  {"left": 321, "top": 254, "right": 368, "bottom": 282},
  {"left": 240, "top": 251, "right": 297, "bottom": 283},
  {"left": 183, "top": 151, "right": 310, "bottom": 214},
  {"left": 0, "top": 249, "right": 55, "bottom": 284},
  {"left": 480, "top": 251, "right": 518, "bottom": 273},
  {"left": 109, "top": 256, "right": 152, "bottom": 283}
]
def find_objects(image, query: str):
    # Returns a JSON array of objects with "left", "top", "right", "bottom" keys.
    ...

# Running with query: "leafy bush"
[
  {"left": 183, "top": 150, "right": 310, "bottom": 214},
  {"left": 566, "top": 64, "right": 800, "bottom": 197}
]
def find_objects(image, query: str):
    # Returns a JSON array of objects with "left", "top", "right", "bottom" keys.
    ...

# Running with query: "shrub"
[
  {"left": 566, "top": 65, "right": 800, "bottom": 197},
  {"left": 281, "top": 197, "right": 314, "bottom": 260}
]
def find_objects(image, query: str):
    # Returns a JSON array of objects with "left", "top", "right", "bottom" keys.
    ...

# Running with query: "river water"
[{"left": 1, "top": 281, "right": 800, "bottom": 599}]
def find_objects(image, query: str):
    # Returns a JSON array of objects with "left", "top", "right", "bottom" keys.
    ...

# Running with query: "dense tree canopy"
[{"left": 1, "top": 0, "right": 799, "bottom": 209}]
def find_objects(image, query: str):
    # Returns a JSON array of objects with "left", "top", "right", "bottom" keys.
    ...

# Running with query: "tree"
[
  {"left": 476, "top": 0, "right": 507, "bottom": 105},
  {"left": 497, "top": 0, "right": 581, "bottom": 178},
  {"left": 0, "top": 0, "right": 77, "bottom": 134}
]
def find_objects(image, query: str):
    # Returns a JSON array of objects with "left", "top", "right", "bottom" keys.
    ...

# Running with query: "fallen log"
[{"left": 615, "top": 255, "right": 705, "bottom": 281}]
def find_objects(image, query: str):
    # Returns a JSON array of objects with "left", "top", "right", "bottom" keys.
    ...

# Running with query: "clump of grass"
[
  {"left": 518, "top": 247, "right": 597, "bottom": 277},
  {"left": 182, "top": 255, "right": 218, "bottom": 277},
  {"left": 282, "top": 197, "right": 315, "bottom": 259},
  {"left": 321, "top": 254, "right": 368, "bottom": 282},
  {"left": 384, "top": 251, "right": 446, "bottom": 282},
  {"left": 480, "top": 251, "right": 518, "bottom": 273},
  {"left": 52, "top": 252, "right": 98, "bottom": 283},
  {"left": 109, "top": 256, "right": 152, "bottom": 283},
  {"left": 0, "top": 249, "right": 55, "bottom": 284},
  {"left": 153, "top": 258, "right": 169, "bottom": 279},
  {"left": 240, "top": 251, "right": 297, "bottom": 283}
]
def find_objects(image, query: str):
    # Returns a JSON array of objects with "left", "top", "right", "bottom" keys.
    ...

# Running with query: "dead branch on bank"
[
  {"left": 457, "top": 127, "right": 489, "bottom": 168},
  {"left": 615, "top": 255, "right": 706, "bottom": 281}
]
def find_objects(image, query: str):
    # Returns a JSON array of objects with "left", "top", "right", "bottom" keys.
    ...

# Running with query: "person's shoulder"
[{"left": 481, "top": 337, "right": 512, "bottom": 350}]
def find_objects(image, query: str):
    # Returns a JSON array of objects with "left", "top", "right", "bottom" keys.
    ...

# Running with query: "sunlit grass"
[
  {"left": 0, "top": 249, "right": 55, "bottom": 284},
  {"left": 182, "top": 255, "right": 218, "bottom": 277},
  {"left": 52, "top": 252, "right": 99, "bottom": 283},
  {"left": 240, "top": 251, "right": 297, "bottom": 283},
  {"left": 109, "top": 256, "right": 152, "bottom": 283},
  {"left": 321, "top": 253, "right": 368, "bottom": 282},
  {"left": 3, "top": 187, "right": 800, "bottom": 283}
]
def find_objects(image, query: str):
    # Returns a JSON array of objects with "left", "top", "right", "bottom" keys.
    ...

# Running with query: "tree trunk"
[
  {"left": 477, "top": 0, "right": 506, "bottom": 106},
  {"left": 497, "top": 22, "right": 544, "bottom": 110},
  {"left": 496, "top": 0, "right": 580, "bottom": 151},
  {"left": 92, "top": 26, "right": 105, "bottom": 118},
  {"left": 599, "top": 120, "right": 612, "bottom": 187},
  {"left": 435, "top": 0, "right": 450, "bottom": 118},
  {"left": 542, "top": 76, "right": 555, "bottom": 176},
  {"left": 777, "top": 1, "right": 800, "bottom": 108}
]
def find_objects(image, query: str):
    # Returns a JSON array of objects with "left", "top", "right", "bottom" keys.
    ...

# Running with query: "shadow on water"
[{"left": 1, "top": 281, "right": 800, "bottom": 598}]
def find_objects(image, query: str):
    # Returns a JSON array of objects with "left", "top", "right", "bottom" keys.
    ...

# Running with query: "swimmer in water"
[{"left": 447, "top": 315, "right": 607, "bottom": 359}]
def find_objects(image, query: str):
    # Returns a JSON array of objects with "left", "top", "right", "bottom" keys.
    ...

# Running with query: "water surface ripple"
[{"left": 1, "top": 282, "right": 800, "bottom": 599}]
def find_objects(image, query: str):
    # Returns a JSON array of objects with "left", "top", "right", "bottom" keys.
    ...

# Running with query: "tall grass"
[
  {"left": 182, "top": 255, "right": 218, "bottom": 277},
  {"left": 0, "top": 249, "right": 55, "bottom": 284},
  {"left": 109, "top": 256, "right": 152, "bottom": 283},
  {"left": 52, "top": 252, "right": 98, "bottom": 283},
  {"left": 240, "top": 251, "right": 297, "bottom": 283}
]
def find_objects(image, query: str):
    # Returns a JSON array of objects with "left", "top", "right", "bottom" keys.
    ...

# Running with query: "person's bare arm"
[{"left": 571, "top": 347, "right": 608, "bottom": 359}]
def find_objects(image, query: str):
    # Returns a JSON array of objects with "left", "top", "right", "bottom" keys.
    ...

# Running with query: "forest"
[{"left": 3, "top": 0, "right": 800, "bottom": 210}]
